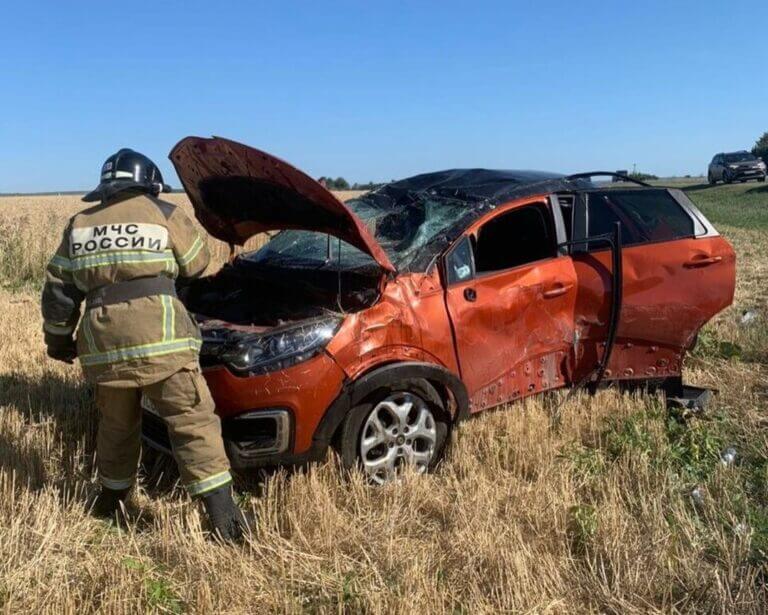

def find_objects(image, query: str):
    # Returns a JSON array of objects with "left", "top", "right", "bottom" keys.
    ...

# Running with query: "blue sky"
[{"left": 1, "top": 1, "right": 765, "bottom": 193}]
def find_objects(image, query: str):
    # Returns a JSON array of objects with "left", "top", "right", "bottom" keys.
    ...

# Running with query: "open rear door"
[{"left": 568, "top": 187, "right": 735, "bottom": 383}]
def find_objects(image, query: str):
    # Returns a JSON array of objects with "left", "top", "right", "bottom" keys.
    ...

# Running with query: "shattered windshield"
[{"left": 242, "top": 194, "right": 471, "bottom": 271}]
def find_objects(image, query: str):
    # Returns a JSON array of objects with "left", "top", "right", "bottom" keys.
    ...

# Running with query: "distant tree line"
[
  {"left": 628, "top": 172, "right": 659, "bottom": 181},
  {"left": 752, "top": 131, "right": 768, "bottom": 161},
  {"left": 318, "top": 177, "right": 385, "bottom": 191}
]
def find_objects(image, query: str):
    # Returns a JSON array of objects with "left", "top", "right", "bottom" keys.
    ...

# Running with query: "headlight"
[
  {"left": 220, "top": 316, "right": 342, "bottom": 375},
  {"left": 758, "top": 161, "right": 767, "bottom": 170}
]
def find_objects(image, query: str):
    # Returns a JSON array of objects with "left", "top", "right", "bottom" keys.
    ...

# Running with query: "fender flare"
[{"left": 311, "top": 361, "right": 470, "bottom": 449}]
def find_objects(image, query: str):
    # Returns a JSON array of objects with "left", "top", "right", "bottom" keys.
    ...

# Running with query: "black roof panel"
[
  {"left": 348, "top": 169, "right": 595, "bottom": 271},
  {"left": 376, "top": 168, "right": 589, "bottom": 206}
]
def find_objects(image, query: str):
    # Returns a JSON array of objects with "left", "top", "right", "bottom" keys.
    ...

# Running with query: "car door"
[
  {"left": 714, "top": 155, "right": 724, "bottom": 180},
  {"left": 569, "top": 187, "right": 735, "bottom": 383},
  {"left": 443, "top": 199, "right": 577, "bottom": 412}
]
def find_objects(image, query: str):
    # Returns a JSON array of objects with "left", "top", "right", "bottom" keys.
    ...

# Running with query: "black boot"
[
  {"left": 90, "top": 486, "right": 130, "bottom": 522},
  {"left": 201, "top": 486, "right": 247, "bottom": 543}
]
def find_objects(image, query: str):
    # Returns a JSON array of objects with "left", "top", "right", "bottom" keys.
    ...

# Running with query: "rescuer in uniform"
[{"left": 41, "top": 149, "right": 245, "bottom": 541}]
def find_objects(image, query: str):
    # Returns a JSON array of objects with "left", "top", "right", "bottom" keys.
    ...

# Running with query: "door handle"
[
  {"left": 684, "top": 255, "right": 722, "bottom": 268},
  {"left": 463, "top": 287, "right": 477, "bottom": 302},
  {"left": 542, "top": 283, "right": 572, "bottom": 299}
]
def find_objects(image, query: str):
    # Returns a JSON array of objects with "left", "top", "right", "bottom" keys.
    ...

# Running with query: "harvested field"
[{"left": 0, "top": 183, "right": 766, "bottom": 613}]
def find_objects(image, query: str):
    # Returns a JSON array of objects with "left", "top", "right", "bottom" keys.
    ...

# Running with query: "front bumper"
[
  {"left": 141, "top": 406, "right": 296, "bottom": 470},
  {"left": 141, "top": 352, "right": 347, "bottom": 469},
  {"left": 729, "top": 167, "right": 765, "bottom": 180}
]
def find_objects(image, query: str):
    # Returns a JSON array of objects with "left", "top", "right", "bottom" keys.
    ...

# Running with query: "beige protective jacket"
[{"left": 41, "top": 193, "right": 210, "bottom": 386}]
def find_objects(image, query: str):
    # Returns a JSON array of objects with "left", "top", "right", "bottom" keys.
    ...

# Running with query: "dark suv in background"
[{"left": 708, "top": 151, "right": 766, "bottom": 184}]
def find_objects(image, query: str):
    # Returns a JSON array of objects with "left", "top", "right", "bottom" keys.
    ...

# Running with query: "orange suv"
[{"left": 140, "top": 137, "right": 736, "bottom": 484}]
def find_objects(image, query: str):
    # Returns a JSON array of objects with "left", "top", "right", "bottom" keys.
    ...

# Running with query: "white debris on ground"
[
  {"left": 720, "top": 446, "right": 737, "bottom": 466},
  {"left": 690, "top": 485, "right": 705, "bottom": 505},
  {"left": 739, "top": 310, "right": 758, "bottom": 325}
]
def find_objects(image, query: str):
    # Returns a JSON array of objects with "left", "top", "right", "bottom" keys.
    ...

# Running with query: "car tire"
[
  {"left": 723, "top": 170, "right": 733, "bottom": 184},
  {"left": 758, "top": 176, "right": 766, "bottom": 183},
  {"left": 335, "top": 378, "right": 450, "bottom": 484},
  {"left": 708, "top": 172, "right": 716, "bottom": 185}
]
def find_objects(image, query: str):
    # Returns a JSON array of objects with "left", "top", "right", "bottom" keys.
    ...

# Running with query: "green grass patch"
[
  {"left": 561, "top": 391, "right": 768, "bottom": 564},
  {"left": 692, "top": 328, "right": 743, "bottom": 361},
  {"left": 568, "top": 504, "right": 598, "bottom": 554},
  {"left": 692, "top": 318, "right": 768, "bottom": 365},
  {"left": 120, "top": 557, "right": 185, "bottom": 613},
  {"left": 146, "top": 577, "right": 184, "bottom": 614},
  {"left": 683, "top": 181, "right": 768, "bottom": 231}
]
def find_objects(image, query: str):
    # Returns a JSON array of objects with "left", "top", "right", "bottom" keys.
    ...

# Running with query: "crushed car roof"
[
  {"left": 171, "top": 135, "right": 602, "bottom": 274},
  {"left": 379, "top": 168, "right": 574, "bottom": 204},
  {"left": 345, "top": 169, "right": 595, "bottom": 271}
]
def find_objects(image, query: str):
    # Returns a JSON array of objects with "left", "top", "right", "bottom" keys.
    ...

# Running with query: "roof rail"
[{"left": 566, "top": 171, "right": 652, "bottom": 188}]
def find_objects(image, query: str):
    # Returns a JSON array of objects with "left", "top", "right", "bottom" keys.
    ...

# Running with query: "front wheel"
[
  {"left": 336, "top": 380, "right": 449, "bottom": 484},
  {"left": 708, "top": 172, "right": 716, "bottom": 185},
  {"left": 758, "top": 176, "right": 766, "bottom": 183}
]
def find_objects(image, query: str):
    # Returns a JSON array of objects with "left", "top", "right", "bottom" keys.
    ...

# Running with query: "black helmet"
[{"left": 83, "top": 148, "right": 172, "bottom": 203}]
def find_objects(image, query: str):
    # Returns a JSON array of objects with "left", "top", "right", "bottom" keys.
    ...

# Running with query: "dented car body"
[{"left": 141, "top": 137, "right": 736, "bottom": 484}]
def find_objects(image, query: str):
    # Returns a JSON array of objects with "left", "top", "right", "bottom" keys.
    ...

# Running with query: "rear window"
[{"left": 586, "top": 190, "right": 695, "bottom": 247}]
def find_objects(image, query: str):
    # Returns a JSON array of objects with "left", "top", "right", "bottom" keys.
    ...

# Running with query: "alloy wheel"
[{"left": 359, "top": 392, "right": 438, "bottom": 484}]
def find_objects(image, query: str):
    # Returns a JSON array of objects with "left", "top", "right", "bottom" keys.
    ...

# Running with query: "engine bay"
[{"left": 180, "top": 259, "right": 382, "bottom": 328}]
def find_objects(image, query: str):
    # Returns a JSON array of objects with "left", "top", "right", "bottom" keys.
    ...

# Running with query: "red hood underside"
[{"left": 169, "top": 136, "right": 395, "bottom": 271}]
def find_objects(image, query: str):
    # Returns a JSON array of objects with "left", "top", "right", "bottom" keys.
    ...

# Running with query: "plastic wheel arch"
[{"left": 311, "top": 361, "right": 470, "bottom": 453}]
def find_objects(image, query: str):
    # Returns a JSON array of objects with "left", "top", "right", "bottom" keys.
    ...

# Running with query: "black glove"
[{"left": 45, "top": 333, "right": 77, "bottom": 364}]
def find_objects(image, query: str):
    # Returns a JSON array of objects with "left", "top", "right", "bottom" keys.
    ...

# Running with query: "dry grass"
[
  {"left": 0, "top": 193, "right": 766, "bottom": 613},
  {"left": 0, "top": 192, "right": 365, "bottom": 287}
]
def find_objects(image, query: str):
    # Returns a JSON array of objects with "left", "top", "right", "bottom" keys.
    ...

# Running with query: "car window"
[
  {"left": 586, "top": 189, "right": 695, "bottom": 248},
  {"left": 445, "top": 236, "right": 475, "bottom": 284},
  {"left": 242, "top": 194, "right": 469, "bottom": 271},
  {"left": 724, "top": 152, "right": 757, "bottom": 163},
  {"left": 474, "top": 203, "right": 556, "bottom": 273}
]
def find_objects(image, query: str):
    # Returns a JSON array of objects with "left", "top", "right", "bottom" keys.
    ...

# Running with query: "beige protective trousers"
[{"left": 95, "top": 363, "right": 232, "bottom": 497}]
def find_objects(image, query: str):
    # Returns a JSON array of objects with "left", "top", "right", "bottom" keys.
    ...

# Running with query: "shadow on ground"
[
  {"left": 746, "top": 183, "right": 768, "bottom": 195},
  {"left": 0, "top": 371, "right": 183, "bottom": 500},
  {"left": 0, "top": 370, "right": 96, "bottom": 491},
  {"left": 0, "top": 370, "right": 274, "bottom": 501},
  {"left": 680, "top": 183, "right": 711, "bottom": 192},
  {"left": 682, "top": 181, "right": 768, "bottom": 194}
]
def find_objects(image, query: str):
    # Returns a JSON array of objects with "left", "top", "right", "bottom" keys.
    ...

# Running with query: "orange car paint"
[
  {"left": 442, "top": 197, "right": 573, "bottom": 411},
  {"left": 203, "top": 353, "right": 346, "bottom": 454},
  {"left": 327, "top": 269, "right": 460, "bottom": 380},
  {"left": 202, "top": 193, "right": 735, "bottom": 456},
  {"left": 571, "top": 235, "right": 736, "bottom": 382}
]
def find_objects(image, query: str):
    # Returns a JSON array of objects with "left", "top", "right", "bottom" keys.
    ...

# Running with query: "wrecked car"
[{"left": 140, "top": 136, "right": 736, "bottom": 484}]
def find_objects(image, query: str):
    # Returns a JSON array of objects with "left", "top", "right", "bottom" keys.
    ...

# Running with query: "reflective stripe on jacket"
[{"left": 41, "top": 194, "right": 210, "bottom": 386}]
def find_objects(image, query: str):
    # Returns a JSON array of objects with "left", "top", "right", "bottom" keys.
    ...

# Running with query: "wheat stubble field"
[{"left": 0, "top": 184, "right": 766, "bottom": 613}]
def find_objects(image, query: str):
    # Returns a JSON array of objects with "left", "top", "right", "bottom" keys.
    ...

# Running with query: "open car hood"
[{"left": 169, "top": 136, "right": 395, "bottom": 272}]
